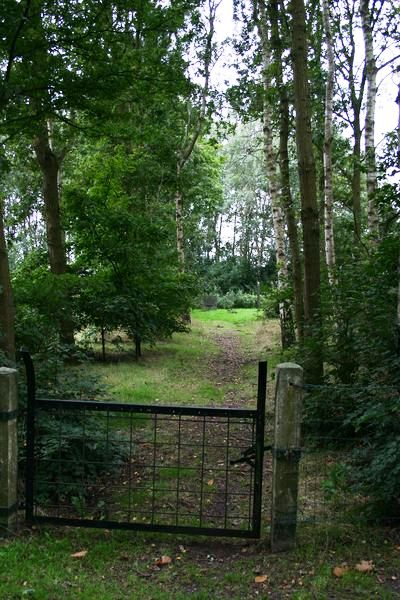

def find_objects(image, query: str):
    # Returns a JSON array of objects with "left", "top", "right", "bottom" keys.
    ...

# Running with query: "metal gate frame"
[{"left": 21, "top": 351, "right": 267, "bottom": 539}]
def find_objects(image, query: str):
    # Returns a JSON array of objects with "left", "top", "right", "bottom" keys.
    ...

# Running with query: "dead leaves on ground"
[
  {"left": 70, "top": 550, "right": 88, "bottom": 559},
  {"left": 155, "top": 555, "right": 172, "bottom": 567},
  {"left": 355, "top": 560, "right": 374, "bottom": 573},
  {"left": 333, "top": 560, "right": 374, "bottom": 577}
]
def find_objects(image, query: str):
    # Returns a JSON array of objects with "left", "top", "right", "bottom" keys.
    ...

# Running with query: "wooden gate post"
[
  {"left": 271, "top": 362, "right": 303, "bottom": 552},
  {"left": 0, "top": 367, "right": 18, "bottom": 536}
]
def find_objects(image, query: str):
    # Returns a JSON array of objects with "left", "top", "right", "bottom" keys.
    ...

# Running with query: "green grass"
[
  {"left": 83, "top": 309, "right": 270, "bottom": 408},
  {"left": 1, "top": 524, "right": 399, "bottom": 599},
  {"left": 192, "top": 308, "right": 262, "bottom": 325}
]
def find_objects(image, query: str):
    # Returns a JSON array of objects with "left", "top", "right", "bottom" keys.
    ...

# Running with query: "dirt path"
[
  {"left": 205, "top": 320, "right": 279, "bottom": 413},
  {"left": 208, "top": 328, "right": 245, "bottom": 384}
]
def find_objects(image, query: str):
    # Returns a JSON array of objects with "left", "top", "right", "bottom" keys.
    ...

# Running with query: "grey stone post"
[
  {"left": 0, "top": 367, "right": 18, "bottom": 536},
  {"left": 271, "top": 363, "right": 303, "bottom": 552}
]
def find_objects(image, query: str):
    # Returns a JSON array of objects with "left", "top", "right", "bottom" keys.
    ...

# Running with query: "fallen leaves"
[
  {"left": 355, "top": 560, "right": 374, "bottom": 573},
  {"left": 333, "top": 560, "right": 374, "bottom": 578},
  {"left": 155, "top": 555, "right": 172, "bottom": 566},
  {"left": 70, "top": 550, "right": 88, "bottom": 559},
  {"left": 333, "top": 566, "right": 349, "bottom": 578}
]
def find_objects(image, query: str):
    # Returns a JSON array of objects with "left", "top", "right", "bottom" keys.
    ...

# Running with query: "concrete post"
[
  {"left": 0, "top": 367, "right": 18, "bottom": 536},
  {"left": 271, "top": 362, "right": 303, "bottom": 552}
]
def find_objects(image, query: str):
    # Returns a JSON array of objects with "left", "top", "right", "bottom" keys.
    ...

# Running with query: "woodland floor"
[{"left": 1, "top": 309, "right": 400, "bottom": 599}]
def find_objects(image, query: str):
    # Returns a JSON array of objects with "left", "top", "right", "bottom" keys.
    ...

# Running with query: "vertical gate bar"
[
  {"left": 128, "top": 412, "right": 134, "bottom": 522},
  {"left": 223, "top": 417, "right": 230, "bottom": 529},
  {"left": 151, "top": 413, "right": 157, "bottom": 524},
  {"left": 198, "top": 416, "right": 206, "bottom": 527},
  {"left": 175, "top": 415, "right": 182, "bottom": 526},
  {"left": 248, "top": 418, "right": 255, "bottom": 529},
  {"left": 252, "top": 361, "right": 267, "bottom": 537},
  {"left": 21, "top": 351, "right": 36, "bottom": 524}
]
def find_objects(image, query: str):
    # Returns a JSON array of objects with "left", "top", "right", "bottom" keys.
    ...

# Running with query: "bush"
[
  {"left": 216, "top": 289, "right": 258, "bottom": 309},
  {"left": 217, "top": 290, "right": 236, "bottom": 309},
  {"left": 18, "top": 352, "right": 128, "bottom": 507},
  {"left": 302, "top": 236, "right": 400, "bottom": 516}
]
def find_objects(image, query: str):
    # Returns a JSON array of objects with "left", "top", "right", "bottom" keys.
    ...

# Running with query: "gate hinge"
[{"left": 230, "top": 444, "right": 272, "bottom": 468}]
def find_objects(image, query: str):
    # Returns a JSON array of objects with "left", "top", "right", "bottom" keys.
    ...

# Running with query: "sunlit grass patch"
[{"left": 192, "top": 308, "right": 262, "bottom": 326}]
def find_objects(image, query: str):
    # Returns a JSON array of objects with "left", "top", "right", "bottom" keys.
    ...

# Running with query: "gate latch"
[{"left": 230, "top": 444, "right": 272, "bottom": 468}]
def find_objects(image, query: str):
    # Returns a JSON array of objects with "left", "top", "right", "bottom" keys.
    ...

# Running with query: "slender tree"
[
  {"left": 321, "top": 0, "right": 336, "bottom": 281},
  {"left": 175, "top": 0, "right": 218, "bottom": 272},
  {"left": 0, "top": 200, "right": 15, "bottom": 360},
  {"left": 269, "top": 0, "right": 304, "bottom": 341},
  {"left": 290, "top": 0, "right": 323, "bottom": 382},
  {"left": 360, "top": 0, "right": 379, "bottom": 236},
  {"left": 255, "top": 0, "right": 294, "bottom": 347}
]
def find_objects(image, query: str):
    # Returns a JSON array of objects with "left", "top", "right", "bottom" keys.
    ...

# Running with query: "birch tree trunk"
[
  {"left": 290, "top": 0, "right": 323, "bottom": 382},
  {"left": 269, "top": 0, "right": 304, "bottom": 342},
  {"left": 360, "top": 0, "right": 379, "bottom": 236},
  {"left": 322, "top": 0, "right": 337, "bottom": 282},
  {"left": 256, "top": 0, "right": 294, "bottom": 348},
  {"left": 0, "top": 202, "right": 15, "bottom": 362}
]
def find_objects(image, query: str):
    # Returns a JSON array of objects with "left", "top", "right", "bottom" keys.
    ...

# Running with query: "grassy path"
[
  {"left": 1, "top": 311, "right": 400, "bottom": 599},
  {"left": 86, "top": 309, "right": 280, "bottom": 410}
]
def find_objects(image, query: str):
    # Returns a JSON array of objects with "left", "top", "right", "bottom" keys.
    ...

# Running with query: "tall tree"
[
  {"left": 175, "top": 0, "right": 218, "bottom": 272},
  {"left": 335, "top": 0, "right": 365, "bottom": 242},
  {"left": 0, "top": 199, "right": 15, "bottom": 360},
  {"left": 321, "top": 0, "right": 336, "bottom": 281},
  {"left": 269, "top": 0, "right": 304, "bottom": 342},
  {"left": 360, "top": 0, "right": 379, "bottom": 236},
  {"left": 255, "top": 0, "right": 294, "bottom": 348},
  {"left": 290, "top": 0, "right": 323, "bottom": 382}
]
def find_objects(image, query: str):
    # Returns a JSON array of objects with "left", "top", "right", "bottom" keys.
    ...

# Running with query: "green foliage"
[
  {"left": 63, "top": 142, "right": 195, "bottom": 347},
  {"left": 302, "top": 232, "right": 400, "bottom": 515},
  {"left": 216, "top": 289, "right": 258, "bottom": 309},
  {"left": 12, "top": 253, "right": 79, "bottom": 354}
]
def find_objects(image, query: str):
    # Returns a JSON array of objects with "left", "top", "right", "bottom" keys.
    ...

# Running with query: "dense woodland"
[{"left": 0, "top": 0, "right": 400, "bottom": 512}]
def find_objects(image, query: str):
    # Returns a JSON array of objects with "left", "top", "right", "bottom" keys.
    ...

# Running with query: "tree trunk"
[
  {"left": 175, "top": 165, "right": 185, "bottom": 272},
  {"left": 33, "top": 123, "right": 74, "bottom": 346},
  {"left": 352, "top": 119, "right": 362, "bottom": 242},
  {"left": 256, "top": 0, "right": 294, "bottom": 348},
  {"left": 360, "top": 0, "right": 379, "bottom": 236},
  {"left": 322, "top": 0, "right": 337, "bottom": 282},
  {"left": 290, "top": 0, "right": 323, "bottom": 382},
  {"left": 396, "top": 84, "right": 400, "bottom": 354},
  {"left": 0, "top": 202, "right": 15, "bottom": 362},
  {"left": 270, "top": 0, "right": 304, "bottom": 342}
]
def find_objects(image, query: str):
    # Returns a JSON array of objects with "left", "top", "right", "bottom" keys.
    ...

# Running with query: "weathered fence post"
[
  {"left": 0, "top": 367, "right": 18, "bottom": 536},
  {"left": 271, "top": 362, "right": 303, "bottom": 552}
]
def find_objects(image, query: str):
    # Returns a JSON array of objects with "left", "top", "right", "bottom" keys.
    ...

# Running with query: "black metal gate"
[{"left": 21, "top": 352, "right": 267, "bottom": 538}]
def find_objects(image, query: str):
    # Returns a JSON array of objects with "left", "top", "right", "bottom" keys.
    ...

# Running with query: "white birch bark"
[
  {"left": 360, "top": 0, "right": 379, "bottom": 236},
  {"left": 322, "top": 0, "right": 337, "bottom": 283},
  {"left": 256, "top": 0, "right": 294, "bottom": 347}
]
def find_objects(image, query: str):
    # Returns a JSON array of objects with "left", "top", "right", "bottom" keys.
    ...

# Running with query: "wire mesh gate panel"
[{"left": 23, "top": 354, "right": 267, "bottom": 539}]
